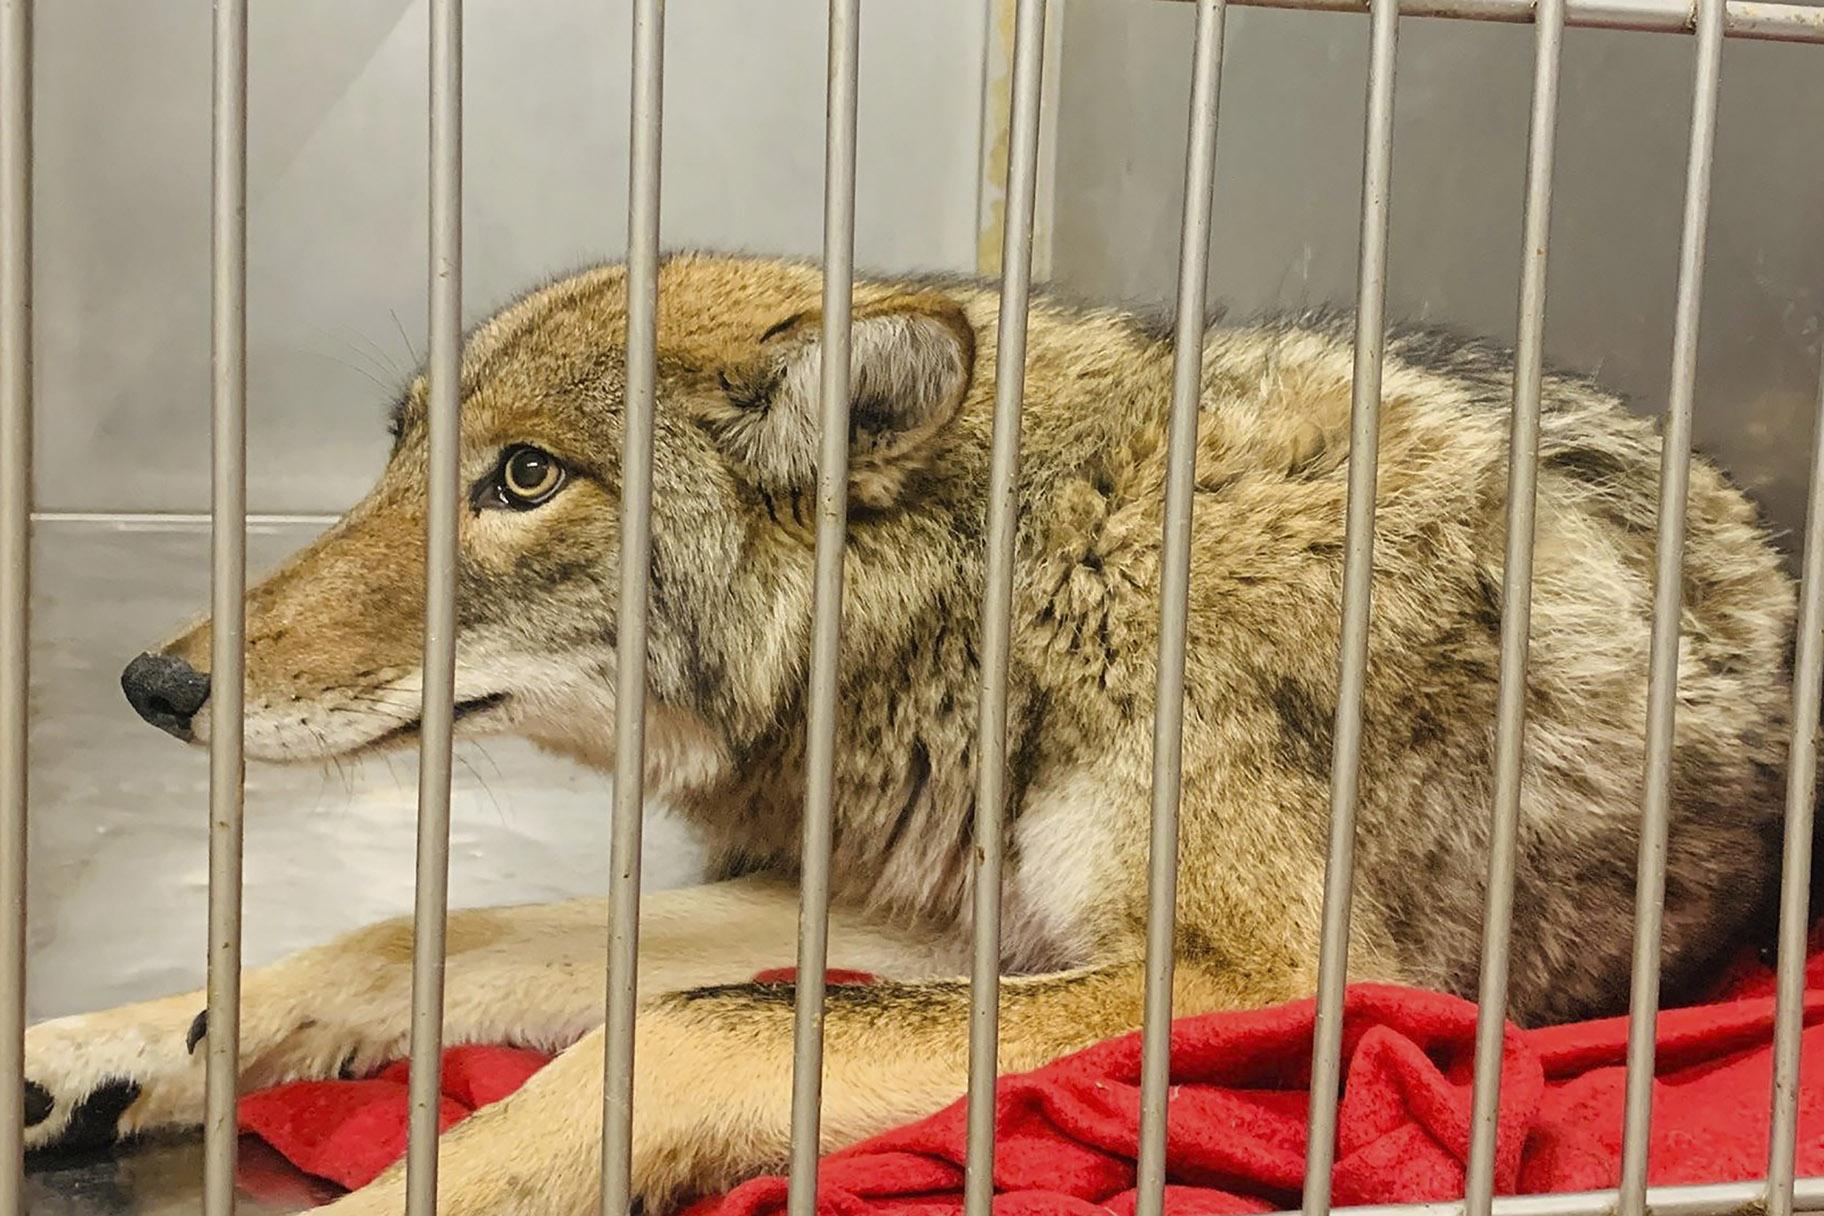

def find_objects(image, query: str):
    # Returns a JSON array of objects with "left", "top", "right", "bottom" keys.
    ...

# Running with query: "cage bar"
[
  {"left": 1284, "top": 1176, "right": 1824, "bottom": 1216},
  {"left": 404, "top": 1, "right": 463, "bottom": 1212},
  {"left": 1460, "top": 0, "right": 1564, "bottom": 1211},
  {"left": 1768, "top": 350, "right": 1824, "bottom": 1216},
  {"left": 1615, "top": 1, "right": 1722, "bottom": 1210},
  {"left": 1132, "top": 2, "right": 1227, "bottom": 1213},
  {"left": 0, "top": 2, "right": 30, "bottom": 1212},
  {"left": 1769, "top": 358, "right": 1824, "bottom": 1216},
  {"left": 1300, "top": 0, "right": 1399, "bottom": 1211},
  {"left": 784, "top": 3, "right": 863, "bottom": 1212},
  {"left": 599, "top": 1, "right": 664, "bottom": 1211},
  {"left": 201, "top": 1, "right": 250, "bottom": 1213},
  {"left": 961, "top": 0, "right": 1048, "bottom": 1212},
  {"left": 1162, "top": 0, "right": 1824, "bottom": 43}
]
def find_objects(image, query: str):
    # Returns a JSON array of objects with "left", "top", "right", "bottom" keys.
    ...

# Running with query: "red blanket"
[{"left": 236, "top": 939, "right": 1824, "bottom": 1211}]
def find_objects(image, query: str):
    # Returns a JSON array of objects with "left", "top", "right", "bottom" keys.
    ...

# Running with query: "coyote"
[{"left": 23, "top": 254, "right": 1799, "bottom": 1213}]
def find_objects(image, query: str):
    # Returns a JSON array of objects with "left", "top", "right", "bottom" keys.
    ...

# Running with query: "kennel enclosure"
[{"left": 6, "top": 1, "right": 1824, "bottom": 1215}]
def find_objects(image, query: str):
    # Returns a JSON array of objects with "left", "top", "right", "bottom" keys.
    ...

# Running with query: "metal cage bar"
[
  {"left": 1132, "top": 2, "right": 1227, "bottom": 1213},
  {"left": 600, "top": 0, "right": 664, "bottom": 1212},
  {"left": 784, "top": 3, "right": 862, "bottom": 1212},
  {"left": 1769, "top": 348, "right": 1824, "bottom": 1216},
  {"left": 1164, "top": 0, "right": 1824, "bottom": 42},
  {"left": 0, "top": 2, "right": 30, "bottom": 1213},
  {"left": 1616, "top": 0, "right": 1723, "bottom": 1210},
  {"left": 1300, "top": 0, "right": 1399, "bottom": 1210},
  {"left": 1283, "top": 1175, "right": 1824, "bottom": 1216},
  {"left": 1461, "top": 0, "right": 1564, "bottom": 1210},
  {"left": 405, "top": 1, "right": 464, "bottom": 1212},
  {"left": 202, "top": 1, "right": 250, "bottom": 1212},
  {"left": 962, "top": 0, "right": 1048, "bottom": 1210}
]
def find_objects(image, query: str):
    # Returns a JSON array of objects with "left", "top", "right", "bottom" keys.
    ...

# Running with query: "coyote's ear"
[{"left": 707, "top": 293, "right": 976, "bottom": 503}]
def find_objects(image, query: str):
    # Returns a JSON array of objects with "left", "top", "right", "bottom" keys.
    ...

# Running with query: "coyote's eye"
[{"left": 489, "top": 445, "right": 567, "bottom": 510}]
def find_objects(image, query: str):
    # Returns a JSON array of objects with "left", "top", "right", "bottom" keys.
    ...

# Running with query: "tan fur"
[{"left": 27, "top": 253, "right": 1799, "bottom": 1212}]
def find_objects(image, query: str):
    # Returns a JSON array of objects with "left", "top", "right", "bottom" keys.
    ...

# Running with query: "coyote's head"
[{"left": 118, "top": 254, "right": 979, "bottom": 793}]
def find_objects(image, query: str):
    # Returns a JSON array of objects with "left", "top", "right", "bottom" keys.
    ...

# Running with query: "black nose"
[{"left": 121, "top": 652, "right": 212, "bottom": 740}]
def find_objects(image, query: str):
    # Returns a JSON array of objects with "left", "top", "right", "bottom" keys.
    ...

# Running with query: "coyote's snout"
[
  {"left": 37, "top": 252, "right": 1802, "bottom": 1213},
  {"left": 118, "top": 490, "right": 570, "bottom": 764},
  {"left": 118, "top": 416, "right": 614, "bottom": 764}
]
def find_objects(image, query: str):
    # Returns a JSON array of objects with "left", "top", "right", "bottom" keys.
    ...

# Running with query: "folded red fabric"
[
  {"left": 238, "top": 1045, "right": 552, "bottom": 1192},
  {"left": 236, "top": 937, "right": 1824, "bottom": 1211}
]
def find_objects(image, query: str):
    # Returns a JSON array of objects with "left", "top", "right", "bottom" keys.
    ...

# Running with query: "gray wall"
[
  {"left": 32, "top": 0, "right": 989, "bottom": 515},
  {"left": 1052, "top": 0, "right": 1824, "bottom": 548},
  {"left": 34, "top": 1, "right": 1824, "bottom": 526}
]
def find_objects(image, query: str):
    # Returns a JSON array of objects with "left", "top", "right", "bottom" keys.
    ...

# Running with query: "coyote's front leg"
[
  {"left": 310, "top": 957, "right": 1298, "bottom": 1216},
  {"left": 21, "top": 877, "right": 958, "bottom": 1156}
]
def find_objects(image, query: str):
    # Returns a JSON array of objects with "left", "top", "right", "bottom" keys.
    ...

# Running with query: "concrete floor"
[{"left": 23, "top": 517, "right": 708, "bottom": 1212}]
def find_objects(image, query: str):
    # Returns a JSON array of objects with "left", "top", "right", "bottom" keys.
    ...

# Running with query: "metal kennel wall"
[{"left": 5, "top": 0, "right": 1824, "bottom": 1215}]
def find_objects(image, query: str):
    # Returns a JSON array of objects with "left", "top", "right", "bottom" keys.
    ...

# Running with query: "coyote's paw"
[
  {"left": 22, "top": 998, "right": 209, "bottom": 1152},
  {"left": 23, "top": 986, "right": 380, "bottom": 1155}
]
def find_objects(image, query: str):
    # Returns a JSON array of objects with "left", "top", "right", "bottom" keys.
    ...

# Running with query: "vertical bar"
[
  {"left": 1300, "top": 0, "right": 1399, "bottom": 1211},
  {"left": 406, "top": 0, "right": 462, "bottom": 1213},
  {"left": 1461, "top": 0, "right": 1564, "bottom": 1211},
  {"left": 0, "top": 2, "right": 30, "bottom": 1213},
  {"left": 599, "top": 0, "right": 663, "bottom": 1210},
  {"left": 1767, "top": 349, "right": 1824, "bottom": 1216},
  {"left": 202, "top": 1, "right": 249, "bottom": 1213},
  {"left": 1612, "top": 0, "right": 1726, "bottom": 1204},
  {"left": 785, "top": 3, "right": 861, "bottom": 1213},
  {"left": 962, "top": 1, "right": 1047, "bottom": 1212},
  {"left": 1616, "top": 1, "right": 1723, "bottom": 1210},
  {"left": 1132, "top": 2, "right": 1227, "bottom": 1213}
]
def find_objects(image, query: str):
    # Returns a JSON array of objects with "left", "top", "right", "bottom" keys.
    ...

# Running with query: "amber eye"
[{"left": 498, "top": 445, "right": 565, "bottom": 508}]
